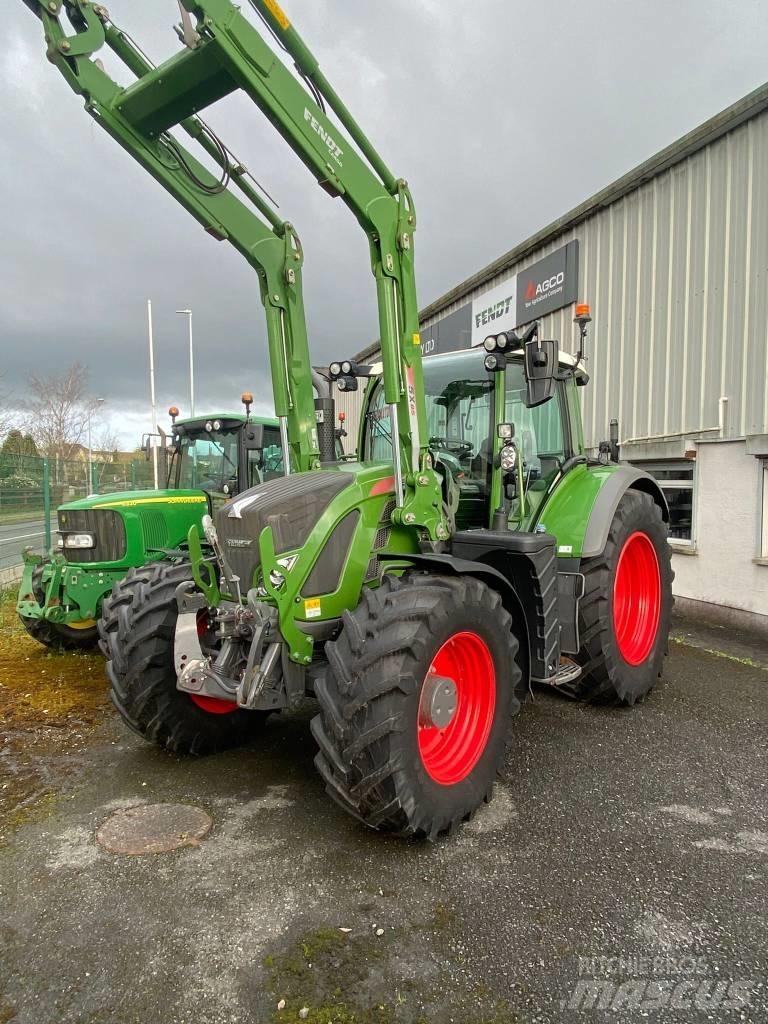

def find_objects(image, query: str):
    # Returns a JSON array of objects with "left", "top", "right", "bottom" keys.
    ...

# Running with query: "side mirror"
[
  {"left": 242, "top": 423, "right": 265, "bottom": 450},
  {"left": 524, "top": 338, "right": 559, "bottom": 408}
]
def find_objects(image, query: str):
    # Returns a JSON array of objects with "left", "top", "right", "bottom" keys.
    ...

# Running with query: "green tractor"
[
  {"left": 16, "top": 403, "right": 282, "bottom": 651},
  {"left": 25, "top": 0, "right": 673, "bottom": 837}
]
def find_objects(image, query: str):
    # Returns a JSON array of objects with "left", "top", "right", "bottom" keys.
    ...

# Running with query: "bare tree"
[
  {"left": 25, "top": 363, "right": 99, "bottom": 461},
  {"left": 0, "top": 375, "right": 17, "bottom": 441}
]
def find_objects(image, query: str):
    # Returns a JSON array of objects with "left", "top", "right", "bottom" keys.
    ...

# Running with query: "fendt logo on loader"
[{"left": 304, "top": 108, "right": 343, "bottom": 166}]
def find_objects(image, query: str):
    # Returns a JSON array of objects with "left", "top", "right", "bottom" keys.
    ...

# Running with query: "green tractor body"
[
  {"left": 16, "top": 412, "right": 281, "bottom": 649},
  {"left": 22, "top": 0, "right": 674, "bottom": 838}
]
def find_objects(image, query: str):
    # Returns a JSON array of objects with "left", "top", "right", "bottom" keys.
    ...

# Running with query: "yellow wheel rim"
[{"left": 66, "top": 618, "right": 97, "bottom": 630}]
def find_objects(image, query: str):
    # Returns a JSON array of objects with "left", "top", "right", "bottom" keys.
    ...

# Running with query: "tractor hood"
[{"left": 60, "top": 489, "right": 209, "bottom": 512}]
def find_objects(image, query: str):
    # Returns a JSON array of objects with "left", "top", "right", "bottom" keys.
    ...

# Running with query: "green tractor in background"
[
  {"left": 16, "top": 401, "right": 282, "bottom": 651},
  {"left": 24, "top": 0, "right": 673, "bottom": 838}
]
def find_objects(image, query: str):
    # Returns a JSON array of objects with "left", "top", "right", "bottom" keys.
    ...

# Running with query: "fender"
[
  {"left": 536, "top": 463, "right": 668, "bottom": 560},
  {"left": 581, "top": 466, "right": 669, "bottom": 558}
]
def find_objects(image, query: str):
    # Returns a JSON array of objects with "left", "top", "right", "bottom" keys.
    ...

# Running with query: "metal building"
[{"left": 337, "top": 82, "right": 768, "bottom": 631}]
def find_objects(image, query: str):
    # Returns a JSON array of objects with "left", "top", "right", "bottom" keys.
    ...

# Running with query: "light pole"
[
  {"left": 87, "top": 397, "right": 106, "bottom": 493},
  {"left": 176, "top": 308, "right": 194, "bottom": 417}
]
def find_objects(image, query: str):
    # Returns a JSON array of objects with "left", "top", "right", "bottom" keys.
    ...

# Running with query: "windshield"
[
  {"left": 176, "top": 428, "right": 241, "bottom": 494},
  {"left": 363, "top": 349, "right": 570, "bottom": 528}
]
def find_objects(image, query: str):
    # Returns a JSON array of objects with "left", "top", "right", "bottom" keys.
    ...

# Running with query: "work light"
[
  {"left": 483, "top": 336, "right": 496, "bottom": 352},
  {"left": 329, "top": 362, "right": 342, "bottom": 377},
  {"left": 500, "top": 445, "right": 517, "bottom": 473}
]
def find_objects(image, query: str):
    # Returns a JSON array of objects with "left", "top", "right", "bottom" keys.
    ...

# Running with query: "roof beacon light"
[
  {"left": 168, "top": 406, "right": 179, "bottom": 424},
  {"left": 241, "top": 391, "right": 253, "bottom": 421},
  {"left": 574, "top": 301, "right": 592, "bottom": 364}
]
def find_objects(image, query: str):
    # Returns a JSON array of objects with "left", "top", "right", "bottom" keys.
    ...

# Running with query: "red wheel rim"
[
  {"left": 417, "top": 631, "right": 496, "bottom": 786},
  {"left": 189, "top": 610, "right": 238, "bottom": 715},
  {"left": 613, "top": 531, "right": 661, "bottom": 665}
]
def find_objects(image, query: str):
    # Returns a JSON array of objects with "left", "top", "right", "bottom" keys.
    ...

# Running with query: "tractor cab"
[
  {"left": 361, "top": 346, "right": 583, "bottom": 531},
  {"left": 168, "top": 412, "right": 282, "bottom": 502}
]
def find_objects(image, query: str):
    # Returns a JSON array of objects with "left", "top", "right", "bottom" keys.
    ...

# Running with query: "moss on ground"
[
  {"left": 0, "top": 586, "right": 109, "bottom": 833},
  {"left": 261, "top": 917, "right": 519, "bottom": 1024},
  {"left": 0, "top": 587, "right": 106, "bottom": 726}
]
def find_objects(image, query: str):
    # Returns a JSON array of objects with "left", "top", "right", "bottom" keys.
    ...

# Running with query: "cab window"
[
  {"left": 247, "top": 427, "right": 283, "bottom": 486},
  {"left": 505, "top": 363, "right": 569, "bottom": 525}
]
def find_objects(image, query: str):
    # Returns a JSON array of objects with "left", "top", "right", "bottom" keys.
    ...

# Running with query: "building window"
[{"left": 632, "top": 460, "right": 696, "bottom": 544}]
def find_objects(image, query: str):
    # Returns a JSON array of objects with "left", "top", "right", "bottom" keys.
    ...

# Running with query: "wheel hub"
[{"left": 418, "top": 673, "right": 458, "bottom": 729}]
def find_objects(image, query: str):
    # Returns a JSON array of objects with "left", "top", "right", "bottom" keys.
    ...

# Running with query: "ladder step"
[{"left": 114, "top": 42, "right": 236, "bottom": 139}]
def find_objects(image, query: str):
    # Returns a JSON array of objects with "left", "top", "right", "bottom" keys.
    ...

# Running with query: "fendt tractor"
[
  {"left": 17, "top": 402, "right": 282, "bottom": 651},
  {"left": 25, "top": 0, "right": 673, "bottom": 837}
]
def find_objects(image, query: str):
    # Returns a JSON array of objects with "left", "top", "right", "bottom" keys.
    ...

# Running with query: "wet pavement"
[{"left": 0, "top": 627, "right": 766, "bottom": 1023}]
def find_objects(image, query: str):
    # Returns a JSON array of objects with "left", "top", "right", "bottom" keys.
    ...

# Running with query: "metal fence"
[{"left": 0, "top": 453, "right": 155, "bottom": 574}]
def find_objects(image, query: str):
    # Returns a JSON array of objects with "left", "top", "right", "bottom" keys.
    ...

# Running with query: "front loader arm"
[
  {"left": 28, "top": 0, "right": 446, "bottom": 539},
  {"left": 28, "top": 1, "right": 319, "bottom": 472}
]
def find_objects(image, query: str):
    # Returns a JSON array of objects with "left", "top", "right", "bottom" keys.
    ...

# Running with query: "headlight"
[
  {"left": 500, "top": 445, "right": 517, "bottom": 473},
  {"left": 213, "top": 419, "right": 222, "bottom": 430},
  {"left": 205, "top": 420, "right": 213, "bottom": 431},
  {"left": 64, "top": 533, "right": 96, "bottom": 549}
]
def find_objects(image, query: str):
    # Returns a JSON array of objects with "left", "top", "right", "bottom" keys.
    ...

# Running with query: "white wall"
[{"left": 672, "top": 440, "right": 768, "bottom": 616}]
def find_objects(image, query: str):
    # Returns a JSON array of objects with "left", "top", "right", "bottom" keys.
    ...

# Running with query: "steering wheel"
[{"left": 429, "top": 436, "right": 473, "bottom": 456}]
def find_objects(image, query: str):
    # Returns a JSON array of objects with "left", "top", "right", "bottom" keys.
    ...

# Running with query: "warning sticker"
[
  {"left": 304, "top": 598, "right": 321, "bottom": 619},
  {"left": 264, "top": 0, "right": 291, "bottom": 30},
  {"left": 412, "top": 332, "right": 421, "bottom": 345}
]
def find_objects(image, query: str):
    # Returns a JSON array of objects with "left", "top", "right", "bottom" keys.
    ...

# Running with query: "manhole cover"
[{"left": 96, "top": 803, "right": 212, "bottom": 855}]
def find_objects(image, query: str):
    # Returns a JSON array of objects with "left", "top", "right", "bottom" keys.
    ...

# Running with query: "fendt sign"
[
  {"left": 420, "top": 240, "right": 580, "bottom": 356},
  {"left": 470, "top": 278, "right": 518, "bottom": 346},
  {"left": 516, "top": 240, "right": 579, "bottom": 323}
]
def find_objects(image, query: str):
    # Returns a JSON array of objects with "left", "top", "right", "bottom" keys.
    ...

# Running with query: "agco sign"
[{"left": 516, "top": 241, "right": 579, "bottom": 322}]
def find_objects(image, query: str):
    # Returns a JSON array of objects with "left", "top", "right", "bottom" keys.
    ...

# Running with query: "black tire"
[
  {"left": 99, "top": 560, "right": 266, "bottom": 755},
  {"left": 18, "top": 565, "right": 99, "bottom": 651},
  {"left": 311, "top": 573, "right": 521, "bottom": 839},
  {"left": 572, "top": 490, "right": 673, "bottom": 705}
]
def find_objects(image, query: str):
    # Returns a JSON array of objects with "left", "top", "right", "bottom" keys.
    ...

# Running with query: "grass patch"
[{"left": 0, "top": 586, "right": 106, "bottom": 727}]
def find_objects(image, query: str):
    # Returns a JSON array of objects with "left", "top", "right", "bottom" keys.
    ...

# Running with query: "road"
[
  {"left": 0, "top": 633, "right": 766, "bottom": 1023},
  {"left": 0, "top": 517, "right": 56, "bottom": 571}
]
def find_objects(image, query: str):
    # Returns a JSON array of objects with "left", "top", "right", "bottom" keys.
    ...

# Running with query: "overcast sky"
[{"left": 2, "top": 0, "right": 767, "bottom": 447}]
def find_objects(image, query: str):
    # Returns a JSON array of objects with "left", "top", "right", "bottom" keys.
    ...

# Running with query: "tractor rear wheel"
[
  {"left": 573, "top": 490, "right": 673, "bottom": 704},
  {"left": 18, "top": 565, "right": 99, "bottom": 651},
  {"left": 311, "top": 573, "right": 521, "bottom": 838},
  {"left": 99, "top": 560, "right": 266, "bottom": 755}
]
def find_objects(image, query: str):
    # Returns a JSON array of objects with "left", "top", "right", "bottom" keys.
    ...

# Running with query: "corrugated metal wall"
[{"left": 346, "top": 105, "right": 768, "bottom": 456}]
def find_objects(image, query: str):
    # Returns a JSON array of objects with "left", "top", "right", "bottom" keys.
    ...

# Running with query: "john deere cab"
[
  {"left": 16, "top": 403, "right": 281, "bottom": 650},
  {"left": 23, "top": 0, "right": 673, "bottom": 839}
]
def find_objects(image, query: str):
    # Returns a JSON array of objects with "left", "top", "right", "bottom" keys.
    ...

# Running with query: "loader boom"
[{"left": 29, "top": 0, "right": 446, "bottom": 538}]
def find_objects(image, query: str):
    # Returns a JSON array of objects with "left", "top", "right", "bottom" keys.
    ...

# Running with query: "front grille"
[
  {"left": 139, "top": 509, "right": 169, "bottom": 550},
  {"left": 58, "top": 508, "right": 127, "bottom": 563},
  {"left": 217, "top": 470, "right": 354, "bottom": 590}
]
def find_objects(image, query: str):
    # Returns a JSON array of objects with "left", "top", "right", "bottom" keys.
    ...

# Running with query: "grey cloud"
[{"left": 2, "top": 0, "right": 767, "bottom": 446}]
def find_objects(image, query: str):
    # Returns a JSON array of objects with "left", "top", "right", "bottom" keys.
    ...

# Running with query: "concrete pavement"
[{"left": 0, "top": 639, "right": 766, "bottom": 1023}]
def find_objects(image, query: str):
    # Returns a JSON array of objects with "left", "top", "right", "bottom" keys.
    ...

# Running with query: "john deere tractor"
[
  {"left": 24, "top": 0, "right": 673, "bottom": 838},
  {"left": 16, "top": 403, "right": 282, "bottom": 650}
]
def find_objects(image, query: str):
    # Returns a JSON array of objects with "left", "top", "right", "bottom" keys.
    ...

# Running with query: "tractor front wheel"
[
  {"left": 311, "top": 573, "right": 521, "bottom": 838},
  {"left": 99, "top": 561, "right": 266, "bottom": 755},
  {"left": 573, "top": 490, "right": 673, "bottom": 704},
  {"left": 18, "top": 566, "right": 99, "bottom": 651}
]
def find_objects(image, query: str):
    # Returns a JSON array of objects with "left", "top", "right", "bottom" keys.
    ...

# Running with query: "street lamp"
[
  {"left": 87, "top": 397, "right": 106, "bottom": 493},
  {"left": 176, "top": 308, "right": 194, "bottom": 417}
]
